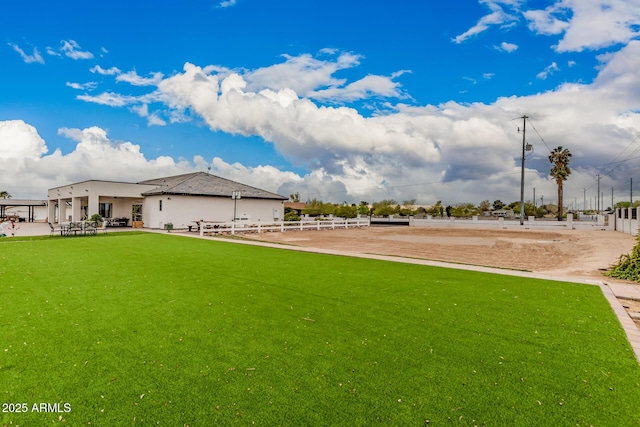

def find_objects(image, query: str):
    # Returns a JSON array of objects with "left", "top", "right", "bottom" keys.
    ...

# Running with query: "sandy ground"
[{"left": 240, "top": 226, "right": 636, "bottom": 281}]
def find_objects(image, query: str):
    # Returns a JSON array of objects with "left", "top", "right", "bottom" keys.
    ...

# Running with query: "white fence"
[
  {"left": 199, "top": 218, "right": 370, "bottom": 236},
  {"left": 410, "top": 213, "right": 615, "bottom": 231},
  {"left": 614, "top": 207, "right": 640, "bottom": 236}
]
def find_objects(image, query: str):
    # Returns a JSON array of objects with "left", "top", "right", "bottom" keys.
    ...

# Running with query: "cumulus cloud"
[
  {"left": 0, "top": 121, "right": 190, "bottom": 197},
  {"left": 455, "top": 1, "right": 640, "bottom": 54},
  {"left": 244, "top": 52, "right": 363, "bottom": 97},
  {"left": 9, "top": 43, "right": 44, "bottom": 64},
  {"left": 62, "top": 42, "right": 640, "bottom": 204},
  {"left": 524, "top": 0, "right": 640, "bottom": 52},
  {"left": 7, "top": 33, "right": 640, "bottom": 206}
]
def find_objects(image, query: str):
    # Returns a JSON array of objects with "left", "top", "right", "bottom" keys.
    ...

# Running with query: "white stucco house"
[{"left": 47, "top": 172, "right": 287, "bottom": 229}]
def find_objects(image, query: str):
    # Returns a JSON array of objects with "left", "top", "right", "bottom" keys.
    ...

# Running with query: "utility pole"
[
  {"left": 583, "top": 188, "right": 586, "bottom": 211},
  {"left": 596, "top": 174, "right": 600, "bottom": 213},
  {"left": 611, "top": 187, "right": 614, "bottom": 211},
  {"left": 631, "top": 178, "right": 634, "bottom": 206},
  {"left": 519, "top": 115, "right": 528, "bottom": 225}
]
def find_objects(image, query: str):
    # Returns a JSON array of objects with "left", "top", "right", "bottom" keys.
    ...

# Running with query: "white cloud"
[
  {"left": 524, "top": 0, "right": 640, "bottom": 52},
  {"left": 147, "top": 112, "right": 167, "bottom": 127},
  {"left": 11, "top": 40, "right": 640, "bottom": 205},
  {"left": 310, "top": 73, "right": 407, "bottom": 102},
  {"left": 76, "top": 92, "right": 141, "bottom": 107},
  {"left": 90, "top": 65, "right": 121, "bottom": 75},
  {"left": 46, "top": 46, "right": 61, "bottom": 57},
  {"left": 453, "top": 1, "right": 521, "bottom": 44},
  {"left": 9, "top": 43, "right": 44, "bottom": 64},
  {"left": 218, "top": 0, "right": 237, "bottom": 7},
  {"left": 494, "top": 41, "right": 519, "bottom": 52},
  {"left": 244, "top": 52, "right": 362, "bottom": 97},
  {"left": 536, "top": 62, "right": 559, "bottom": 79},
  {"left": 0, "top": 122, "right": 190, "bottom": 198},
  {"left": 60, "top": 40, "right": 94, "bottom": 60},
  {"left": 116, "top": 70, "right": 164, "bottom": 86},
  {"left": 66, "top": 81, "right": 98, "bottom": 91}
]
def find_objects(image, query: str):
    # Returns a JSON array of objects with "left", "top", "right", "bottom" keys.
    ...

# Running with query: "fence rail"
[{"left": 199, "top": 218, "right": 370, "bottom": 236}]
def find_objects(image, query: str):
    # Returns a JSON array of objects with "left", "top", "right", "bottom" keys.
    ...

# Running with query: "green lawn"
[{"left": 1, "top": 232, "right": 639, "bottom": 426}]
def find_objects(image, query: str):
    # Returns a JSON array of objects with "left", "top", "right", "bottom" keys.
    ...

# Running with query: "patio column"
[
  {"left": 72, "top": 197, "right": 83, "bottom": 221},
  {"left": 88, "top": 194, "right": 99, "bottom": 218},
  {"left": 48, "top": 201, "right": 57, "bottom": 223}
]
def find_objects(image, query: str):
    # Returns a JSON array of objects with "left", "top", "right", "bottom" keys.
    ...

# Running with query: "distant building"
[
  {"left": 48, "top": 172, "right": 287, "bottom": 229},
  {"left": 284, "top": 201, "right": 307, "bottom": 216},
  {"left": 0, "top": 199, "right": 48, "bottom": 222},
  {"left": 491, "top": 209, "right": 515, "bottom": 219}
]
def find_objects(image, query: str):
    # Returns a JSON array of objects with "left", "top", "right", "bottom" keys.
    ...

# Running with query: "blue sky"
[{"left": 1, "top": 0, "right": 640, "bottom": 208}]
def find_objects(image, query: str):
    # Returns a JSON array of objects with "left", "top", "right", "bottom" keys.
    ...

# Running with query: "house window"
[
  {"left": 99, "top": 203, "right": 112, "bottom": 218},
  {"left": 159, "top": 200, "right": 163, "bottom": 212}
]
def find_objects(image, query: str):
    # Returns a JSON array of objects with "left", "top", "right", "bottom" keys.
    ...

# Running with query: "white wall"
[{"left": 143, "top": 195, "right": 284, "bottom": 229}]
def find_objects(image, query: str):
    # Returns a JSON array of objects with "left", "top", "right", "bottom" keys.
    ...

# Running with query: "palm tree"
[
  {"left": 549, "top": 146, "right": 572, "bottom": 221},
  {"left": 0, "top": 190, "right": 11, "bottom": 199}
]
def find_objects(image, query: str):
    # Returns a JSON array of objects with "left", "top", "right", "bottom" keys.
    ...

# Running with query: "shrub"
[
  {"left": 284, "top": 212, "right": 301, "bottom": 221},
  {"left": 606, "top": 234, "right": 640, "bottom": 281}
]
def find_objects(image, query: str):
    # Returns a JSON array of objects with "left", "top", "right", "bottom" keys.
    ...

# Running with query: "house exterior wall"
[
  {"left": 143, "top": 195, "right": 285, "bottom": 229},
  {"left": 48, "top": 181, "right": 155, "bottom": 222}
]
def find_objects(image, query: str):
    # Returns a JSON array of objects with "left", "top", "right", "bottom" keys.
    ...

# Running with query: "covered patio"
[{"left": 47, "top": 180, "right": 153, "bottom": 224}]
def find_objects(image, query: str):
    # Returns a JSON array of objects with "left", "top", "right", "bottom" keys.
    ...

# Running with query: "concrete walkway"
[{"left": 6, "top": 222, "right": 640, "bottom": 363}]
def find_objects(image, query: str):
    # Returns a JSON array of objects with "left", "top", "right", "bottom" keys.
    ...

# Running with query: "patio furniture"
[
  {"left": 48, "top": 222, "right": 65, "bottom": 236},
  {"left": 84, "top": 221, "right": 98, "bottom": 235},
  {"left": 67, "top": 222, "right": 83, "bottom": 236},
  {"left": 98, "top": 221, "right": 108, "bottom": 234}
]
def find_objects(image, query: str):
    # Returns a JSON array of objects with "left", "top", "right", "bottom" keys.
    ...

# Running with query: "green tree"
[
  {"left": 427, "top": 200, "right": 444, "bottom": 217},
  {"left": 357, "top": 201, "right": 370, "bottom": 215},
  {"left": 549, "top": 146, "right": 572, "bottom": 221},
  {"left": 372, "top": 199, "right": 398, "bottom": 217},
  {"left": 335, "top": 203, "right": 357, "bottom": 218},
  {"left": 450, "top": 203, "right": 479, "bottom": 217},
  {"left": 289, "top": 192, "right": 300, "bottom": 202},
  {"left": 302, "top": 199, "right": 324, "bottom": 216},
  {"left": 0, "top": 190, "right": 11, "bottom": 199},
  {"left": 478, "top": 200, "right": 491, "bottom": 212},
  {"left": 492, "top": 200, "right": 505, "bottom": 210},
  {"left": 401, "top": 199, "right": 417, "bottom": 216}
]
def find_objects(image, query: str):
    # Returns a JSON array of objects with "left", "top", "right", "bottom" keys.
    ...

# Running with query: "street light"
[
  {"left": 518, "top": 115, "right": 532, "bottom": 225},
  {"left": 231, "top": 190, "right": 241, "bottom": 222}
]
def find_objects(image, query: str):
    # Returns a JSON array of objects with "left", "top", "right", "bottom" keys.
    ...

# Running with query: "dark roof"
[{"left": 138, "top": 172, "right": 287, "bottom": 200}]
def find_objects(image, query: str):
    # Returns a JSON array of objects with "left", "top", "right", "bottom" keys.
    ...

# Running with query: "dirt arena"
[{"left": 240, "top": 226, "right": 637, "bottom": 281}]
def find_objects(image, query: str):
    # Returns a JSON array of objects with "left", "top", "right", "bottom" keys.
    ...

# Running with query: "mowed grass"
[{"left": 1, "top": 233, "right": 639, "bottom": 426}]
